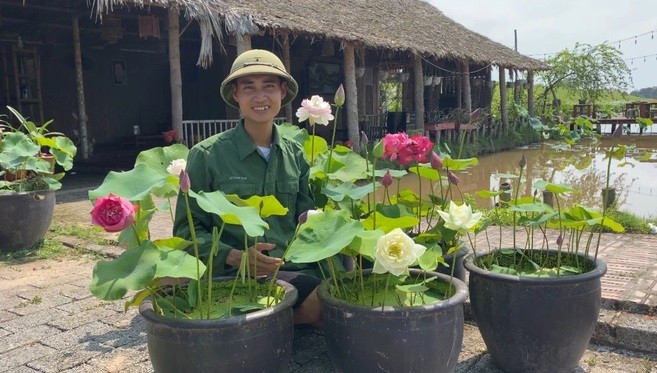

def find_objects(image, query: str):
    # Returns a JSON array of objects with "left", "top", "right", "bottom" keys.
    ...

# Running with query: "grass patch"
[
  {"left": 0, "top": 224, "right": 109, "bottom": 263},
  {"left": 50, "top": 223, "right": 115, "bottom": 245}
]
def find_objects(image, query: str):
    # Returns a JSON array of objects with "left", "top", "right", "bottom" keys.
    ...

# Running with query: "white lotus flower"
[
  {"left": 166, "top": 158, "right": 187, "bottom": 176},
  {"left": 436, "top": 201, "right": 482, "bottom": 235},
  {"left": 372, "top": 228, "right": 427, "bottom": 276},
  {"left": 295, "top": 95, "right": 334, "bottom": 126}
]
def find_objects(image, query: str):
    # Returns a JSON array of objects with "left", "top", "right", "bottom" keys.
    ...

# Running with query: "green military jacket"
[{"left": 173, "top": 121, "right": 316, "bottom": 276}]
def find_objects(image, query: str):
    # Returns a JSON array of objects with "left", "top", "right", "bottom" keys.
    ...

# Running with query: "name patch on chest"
[{"left": 229, "top": 176, "right": 247, "bottom": 181}]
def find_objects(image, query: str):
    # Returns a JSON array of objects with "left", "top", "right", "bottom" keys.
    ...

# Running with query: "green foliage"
[
  {"left": 538, "top": 43, "right": 632, "bottom": 105},
  {"left": 0, "top": 107, "right": 77, "bottom": 192}
]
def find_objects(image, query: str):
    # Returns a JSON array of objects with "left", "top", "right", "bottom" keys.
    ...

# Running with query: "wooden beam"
[
  {"left": 343, "top": 44, "right": 359, "bottom": 152},
  {"left": 413, "top": 54, "right": 424, "bottom": 130},
  {"left": 236, "top": 34, "right": 251, "bottom": 55},
  {"left": 499, "top": 68, "right": 508, "bottom": 134},
  {"left": 462, "top": 61, "right": 471, "bottom": 114},
  {"left": 168, "top": 10, "right": 183, "bottom": 137},
  {"left": 280, "top": 32, "right": 292, "bottom": 122},
  {"left": 71, "top": 15, "right": 89, "bottom": 159},
  {"left": 527, "top": 70, "right": 535, "bottom": 117}
]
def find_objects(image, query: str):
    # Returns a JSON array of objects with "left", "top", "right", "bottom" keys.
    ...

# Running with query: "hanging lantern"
[
  {"left": 138, "top": 15, "right": 161, "bottom": 39},
  {"left": 101, "top": 17, "right": 123, "bottom": 44}
]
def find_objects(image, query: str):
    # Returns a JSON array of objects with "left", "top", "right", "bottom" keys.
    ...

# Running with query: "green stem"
[
  {"left": 595, "top": 140, "right": 616, "bottom": 260},
  {"left": 206, "top": 224, "right": 224, "bottom": 318},
  {"left": 382, "top": 273, "right": 391, "bottom": 310},
  {"left": 183, "top": 193, "right": 203, "bottom": 312},
  {"left": 416, "top": 164, "right": 422, "bottom": 233},
  {"left": 326, "top": 105, "right": 341, "bottom": 174},
  {"left": 311, "top": 125, "right": 316, "bottom": 163}
]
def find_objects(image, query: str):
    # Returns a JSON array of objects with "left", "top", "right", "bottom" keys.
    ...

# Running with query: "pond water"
[{"left": 392, "top": 136, "right": 657, "bottom": 218}]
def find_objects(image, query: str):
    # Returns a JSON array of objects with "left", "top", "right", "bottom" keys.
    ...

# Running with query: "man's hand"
[{"left": 226, "top": 243, "right": 283, "bottom": 276}]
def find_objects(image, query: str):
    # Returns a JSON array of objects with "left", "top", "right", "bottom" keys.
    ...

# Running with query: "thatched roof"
[{"left": 92, "top": 0, "right": 549, "bottom": 70}]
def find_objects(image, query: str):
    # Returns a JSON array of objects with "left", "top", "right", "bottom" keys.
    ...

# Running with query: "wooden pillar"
[
  {"left": 236, "top": 34, "right": 252, "bottom": 56},
  {"left": 456, "top": 64, "right": 462, "bottom": 109},
  {"left": 280, "top": 33, "right": 292, "bottom": 122},
  {"left": 71, "top": 15, "right": 89, "bottom": 159},
  {"left": 357, "top": 50, "right": 366, "bottom": 119},
  {"left": 343, "top": 44, "right": 359, "bottom": 152},
  {"left": 168, "top": 10, "right": 183, "bottom": 137},
  {"left": 527, "top": 70, "right": 535, "bottom": 117},
  {"left": 413, "top": 54, "right": 424, "bottom": 130},
  {"left": 462, "top": 61, "right": 471, "bottom": 114},
  {"left": 499, "top": 67, "right": 508, "bottom": 134}
]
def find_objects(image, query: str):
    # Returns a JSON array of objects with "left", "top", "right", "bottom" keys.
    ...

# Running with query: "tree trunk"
[
  {"left": 71, "top": 15, "right": 89, "bottom": 159},
  {"left": 168, "top": 11, "right": 183, "bottom": 138},
  {"left": 456, "top": 64, "right": 462, "bottom": 109},
  {"left": 343, "top": 44, "right": 359, "bottom": 152},
  {"left": 357, "top": 49, "right": 366, "bottom": 119}
]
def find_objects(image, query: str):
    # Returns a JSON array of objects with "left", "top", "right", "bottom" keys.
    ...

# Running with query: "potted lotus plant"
[
  {"left": 280, "top": 87, "right": 481, "bottom": 372},
  {"left": 87, "top": 144, "right": 298, "bottom": 373},
  {"left": 464, "top": 119, "right": 625, "bottom": 373},
  {"left": 0, "top": 106, "right": 77, "bottom": 252}
]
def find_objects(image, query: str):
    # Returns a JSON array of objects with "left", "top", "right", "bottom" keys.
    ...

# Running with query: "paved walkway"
[{"left": 1, "top": 174, "right": 656, "bottom": 372}]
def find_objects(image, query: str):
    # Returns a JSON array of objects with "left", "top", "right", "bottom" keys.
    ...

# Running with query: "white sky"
[{"left": 431, "top": 0, "right": 656, "bottom": 91}]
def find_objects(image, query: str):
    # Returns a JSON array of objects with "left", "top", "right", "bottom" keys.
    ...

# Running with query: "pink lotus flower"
[
  {"left": 91, "top": 194, "right": 136, "bottom": 233},
  {"left": 382, "top": 133, "right": 409, "bottom": 162},
  {"left": 295, "top": 95, "right": 334, "bottom": 126},
  {"left": 430, "top": 151, "right": 443, "bottom": 171},
  {"left": 397, "top": 133, "right": 432, "bottom": 165}
]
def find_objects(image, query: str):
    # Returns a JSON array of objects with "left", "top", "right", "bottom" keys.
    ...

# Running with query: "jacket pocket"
[{"left": 277, "top": 180, "right": 299, "bottom": 209}]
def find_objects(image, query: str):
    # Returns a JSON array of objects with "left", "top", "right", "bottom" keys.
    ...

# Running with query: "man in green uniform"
[{"left": 173, "top": 49, "right": 322, "bottom": 328}]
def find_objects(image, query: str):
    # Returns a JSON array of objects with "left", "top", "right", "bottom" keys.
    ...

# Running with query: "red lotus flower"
[{"left": 90, "top": 194, "right": 136, "bottom": 233}]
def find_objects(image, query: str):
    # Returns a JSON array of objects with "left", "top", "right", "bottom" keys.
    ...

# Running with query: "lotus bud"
[
  {"left": 298, "top": 209, "right": 321, "bottom": 225},
  {"left": 361, "top": 131, "right": 369, "bottom": 146},
  {"left": 179, "top": 170, "right": 190, "bottom": 193},
  {"left": 448, "top": 171, "right": 459, "bottom": 185},
  {"left": 519, "top": 153, "right": 526, "bottom": 169},
  {"left": 382, "top": 170, "right": 393, "bottom": 188},
  {"left": 334, "top": 84, "right": 345, "bottom": 106},
  {"left": 430, "top": 151, "right": 443, "bottom": 171},
  {"left": 612, "top": 124, "right": 623, "bottom": 139},
  {"left": 556, "top": 234, "right": 563, "bottom": 246}
]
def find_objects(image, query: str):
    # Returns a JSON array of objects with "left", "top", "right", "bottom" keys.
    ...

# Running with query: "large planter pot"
[
  {"left": 0, "top": 190, "right": 55, "bottom": 252},
  {"left": 318, "top": 269, "right": 468, "bottom": 373},
  {"left": 464, "top": 249, "right": 607, "bottom": 373},
  {"left": 139, "top": 279, "right": 298, "bottom": 373}
]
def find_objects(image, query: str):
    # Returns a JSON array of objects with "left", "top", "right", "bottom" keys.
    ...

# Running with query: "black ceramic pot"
[
  {"left": 139, "top": 279, "right": 297, "bottom": 373},
  {"left": 465, "top": 249, "right": 607, "bottom": 373},
  {"left": 0, "top": 191, "right": 55, "bottom": 252},
  {"left": 318, "top": 269, "right": 468, "bottom": 373}
]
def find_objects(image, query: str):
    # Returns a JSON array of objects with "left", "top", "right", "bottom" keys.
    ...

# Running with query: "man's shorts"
[{"left": 273, "top": 271, "right": 322, "bottom": 308}]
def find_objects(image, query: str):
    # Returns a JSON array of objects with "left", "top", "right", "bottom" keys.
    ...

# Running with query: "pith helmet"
[{"left": 220, "top": 49, "right": 298, "bottom": 108}]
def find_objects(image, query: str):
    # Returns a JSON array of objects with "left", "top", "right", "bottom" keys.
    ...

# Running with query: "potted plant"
[
  {"left": 0, "top": 106, "right": 77, "bottom": 252},
  {"left": 280, "top": 88, "right": 481, "bottom": 372},
  {"left": 464, "top": 121, "right": 626, "bottom": 373},
  {"left": 87, "top": 144, "right": 298, "bottom": 373}
]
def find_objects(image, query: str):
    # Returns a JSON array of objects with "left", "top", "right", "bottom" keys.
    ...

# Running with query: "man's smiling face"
[{"left": 232, "top": 74, "right": 287, "bottom": 126}]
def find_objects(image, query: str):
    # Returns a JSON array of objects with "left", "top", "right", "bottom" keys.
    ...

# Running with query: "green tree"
[{"left": 537, "top": 43, "right": 632, "bottom": 115}]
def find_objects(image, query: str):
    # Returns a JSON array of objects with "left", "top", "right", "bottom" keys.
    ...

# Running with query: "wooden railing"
[
  {"left": 361, "top": 113, "right": 388, "bottom": 141},
  {"left": 182, "top": 117, "right": 286, "bottom": 147}
]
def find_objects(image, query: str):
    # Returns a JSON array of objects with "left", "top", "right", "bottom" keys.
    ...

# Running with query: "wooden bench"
[{"left": 424, "top": 122, "right": 479, "bottom": 142}]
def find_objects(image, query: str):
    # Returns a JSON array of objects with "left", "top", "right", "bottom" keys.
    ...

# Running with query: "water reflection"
[{"left": 389, "top": 137, "right": 657, "bottom": 218}]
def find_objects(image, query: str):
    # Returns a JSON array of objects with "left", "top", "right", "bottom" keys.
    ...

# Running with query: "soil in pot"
[{"left": 152, "top": 279, "right": 288, "bottom": 319}]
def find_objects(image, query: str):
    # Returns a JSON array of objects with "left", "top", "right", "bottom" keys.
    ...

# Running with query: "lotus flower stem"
[
  {"left": 183, "top": 193, "right": 203, "bottom": 312},
  {"left": 326, "top": 105, "right": 341, "bottom": 173}
]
